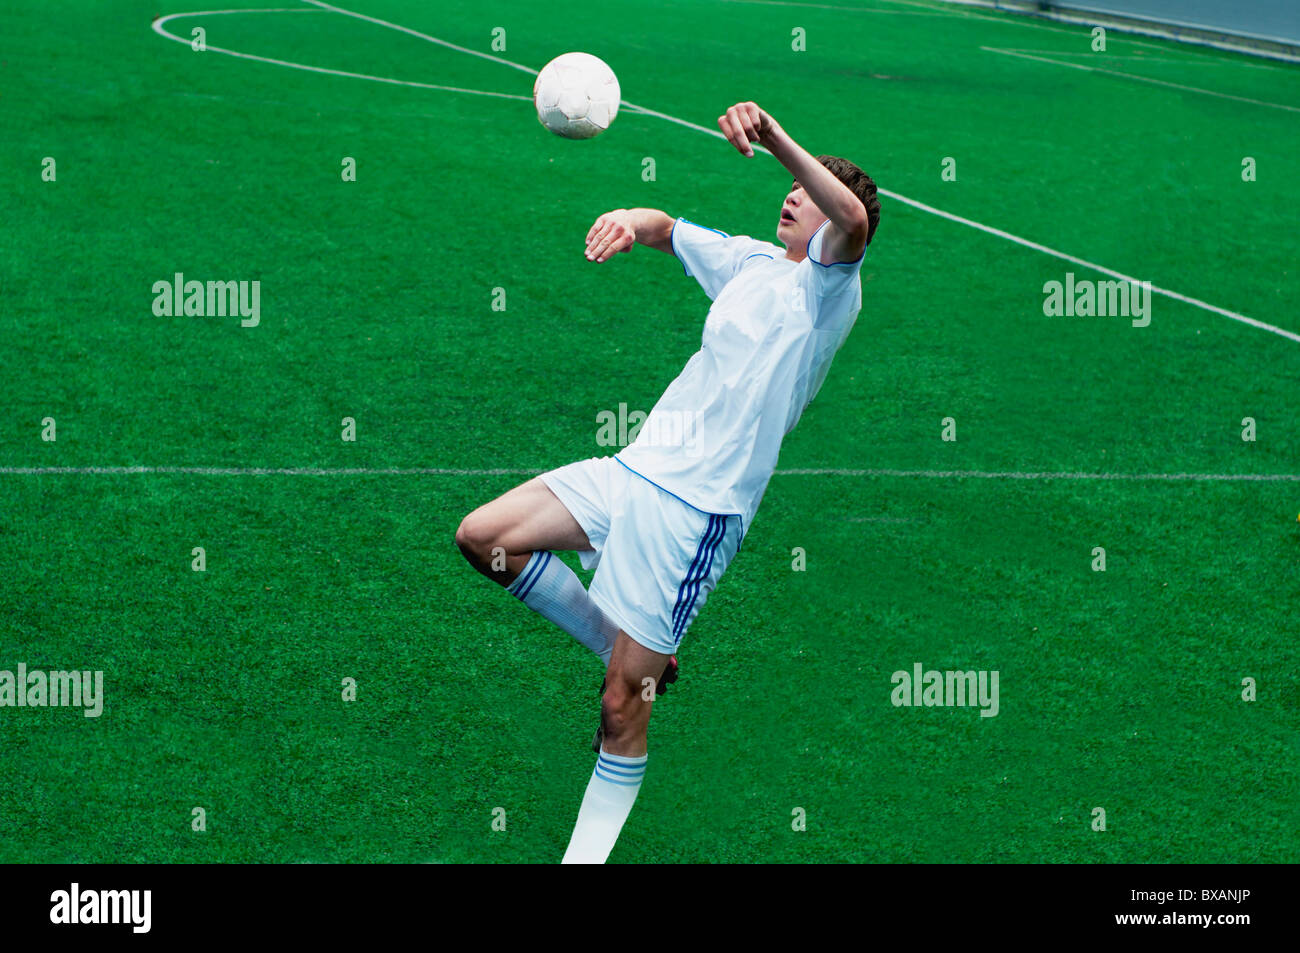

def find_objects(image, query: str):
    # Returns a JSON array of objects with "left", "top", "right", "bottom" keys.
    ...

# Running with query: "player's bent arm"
[
  {"left": 586, "top": 208, "right": 675, "bottom": 263},
  {"left": 718, "top": 102, "right": 868, "bottom": 264}
]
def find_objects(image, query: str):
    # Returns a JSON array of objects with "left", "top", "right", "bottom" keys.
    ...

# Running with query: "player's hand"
[
  {"left": 718, "top": 101, "right": 777, "bottom": 157},
  {"left": 585, "top": 209, "right": 637, "bottom": 263}
]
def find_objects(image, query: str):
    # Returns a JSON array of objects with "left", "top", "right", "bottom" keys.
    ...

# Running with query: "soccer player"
[{"left": 455, "top": 101, "right": 880, "bottom": 863}]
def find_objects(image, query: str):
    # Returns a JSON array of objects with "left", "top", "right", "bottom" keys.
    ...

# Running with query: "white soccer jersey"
[{"left": 615, "top": 217, "right": 864, "bottom": 535}]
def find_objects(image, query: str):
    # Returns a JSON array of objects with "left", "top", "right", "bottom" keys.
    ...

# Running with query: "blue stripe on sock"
[
  {"left": 515, "top": 551, "right": 551, "bottom": 601},
  {"left": 522, "top": 551, "right": 552, "bottom": 599},
  {"left": 673, "top": 516, "right": 727, "bottom": 641},
  {"left": 594, "top": 766, "right": 645, "bottom": 786},
  {"left": 596, "top": 758, "right": 645, "bottom": 778},
  {"left": 670, "top": 516, "right": 719, "bottom": 634},
  {"left": 509, "top": 551, "right": 545, "bottom": 598}
]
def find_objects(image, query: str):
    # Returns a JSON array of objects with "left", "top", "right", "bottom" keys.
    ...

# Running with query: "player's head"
[{"left": 776, "top": 155, "right": 880, "bottom": 253}]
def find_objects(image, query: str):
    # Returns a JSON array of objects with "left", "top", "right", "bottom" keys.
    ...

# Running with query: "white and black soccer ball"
[{"left": 533, "top": 52, "right": 621, "bottom": 140}]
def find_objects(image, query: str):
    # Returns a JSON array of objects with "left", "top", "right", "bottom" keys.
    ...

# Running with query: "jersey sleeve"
[
  {"left": 671, "top": 218, "right": 777, "bottom": 300},
  {"left": 799, "top": 220, "right": 865, "bottom": 330}
]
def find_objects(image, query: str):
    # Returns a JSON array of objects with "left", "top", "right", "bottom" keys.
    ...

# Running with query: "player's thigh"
[{"left": 462, "top": 477, "right": 591, "bottom": 554}]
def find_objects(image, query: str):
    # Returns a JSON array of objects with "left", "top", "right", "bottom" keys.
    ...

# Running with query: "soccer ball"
[{"left": 533, "top": 52, "right": 621, "bottom": 140}]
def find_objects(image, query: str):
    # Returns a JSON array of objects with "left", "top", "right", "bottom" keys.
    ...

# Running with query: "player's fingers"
[
  {"left": 719, "top": 111, "right": 748, "bottom": 155},
  {"left": 596, "top": 228, "right": 630, "bottom": 262},
  {"left": 726, "top": 106, "right": 755, "bottom": 156},
  {"left": 590, "top": 224, "right": 627, "bottom": 262},
  {"left": 722, "top": 109, "right": 743, "bottom": 148},
  {"left": 735, "top": 109, "right": 760, "bottom": 150},
  {"left": 586, "top": 220, "right": 615, "bottom": 256},
  {"left": 716, "top": 114, "right": 735, "bottom": 150},
  {"left": 586, "top": 215, "right": 608, "bottom": 245}
]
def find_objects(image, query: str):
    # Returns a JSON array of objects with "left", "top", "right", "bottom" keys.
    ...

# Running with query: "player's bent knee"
[{"left": 454, "top": 511, "right": 496, "bottom": 566}]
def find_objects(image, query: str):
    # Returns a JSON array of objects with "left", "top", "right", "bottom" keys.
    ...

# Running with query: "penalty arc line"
[{"left": 151, "top": 2, "right": 1300, "bottom": 345}]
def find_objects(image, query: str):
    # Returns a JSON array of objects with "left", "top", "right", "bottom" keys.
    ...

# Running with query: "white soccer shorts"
[{"left": 540, "top": 456, "right": 741, "bottom": 656}]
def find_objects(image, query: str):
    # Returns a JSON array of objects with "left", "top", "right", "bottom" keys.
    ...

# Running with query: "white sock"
[
  {"left": 507, "top": 551, "right": 618, "bottom": 665},
  {"left": 561, "top": 747, "right": 647, "bottom": 864}
]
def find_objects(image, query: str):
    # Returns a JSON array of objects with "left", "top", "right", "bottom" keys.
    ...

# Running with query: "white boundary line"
[
  {"left": 720, "top": 0, "right": 954, "bottom": 16},
  {"left": 726, "top": 0, "right": 1298, "bottom": 67},
  {"left": 936, "top": 0, "right": 1300, "bottom": 65},
  {"left": 150, "top": 9, "right": 533, "bottom": 101},
  {"left": 983, "top": 45, "right": 1300, "bottom": 113},
  {"left": 4, "top": 466, "right": 1300, "bottom": 482},
  {"left": 986, "top": 46, "right": 1276, "bottom": 67},
  {"left": 148, "top": 2, "right": 1299, "bottom": 345},
  {"left": 986, "top": 46, "right": 1188, "bottom": 65},
  {"left": 865, "top": 192, "right": 1300, "bottom": 343},
  {"left": 726, "top": 0, "right": 1170, "bottom": 46}
]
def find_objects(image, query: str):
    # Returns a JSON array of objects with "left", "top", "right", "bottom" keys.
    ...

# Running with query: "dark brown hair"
[{"left": 816, "top": 154, "right": 880, "bottom": 247}]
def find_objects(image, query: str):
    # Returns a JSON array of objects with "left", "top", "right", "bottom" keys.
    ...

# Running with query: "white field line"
[
  {"left": 869, "top": 191, "right": 1300, "bottom": 344},
  {"left": 725, "top": 0, "right": 1168, "bottom": 47},
  {"left": 148, "top": 3, "right": 1298, "bottom": 345},
  {"left": 0, "top": 466, "right": 542, "bottom": 476},
  {"left": 299, "top": 0, "right": 536, "bottom": 75},
  {"left": 726, "top": 0, "right": 1297, "bottom": 67},
  {"left": 982, "top": 45, "right": 1300, "bottom": 113},
  {"left": 777, "top": 468, "right": 1300, "bottom": 481},
  {"left": 938, "top": 0, "right": 1300, "bottom": 66},
  {"left": 150, "top": 9, "right": 533, "bottom": 101},
  {"left": 986, "top": 46, "right": 1283, "bottom": 68},
  {"left": 4, "top": 466, "right": 1300, "bottom": 482},
  {"left": 720, "top": 0, "right": 954, "bottom": 15},
  {"left": 983, "top": 46, "right": 1189, "bottom": 64}
]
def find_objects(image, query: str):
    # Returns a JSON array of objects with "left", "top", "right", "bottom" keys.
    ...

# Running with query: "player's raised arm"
[
  {"left": 718, "top": 101, "right": 868, "bottom": 264},
  {"left": 585, "top": 208, "right": 676, "bottom": 262}
]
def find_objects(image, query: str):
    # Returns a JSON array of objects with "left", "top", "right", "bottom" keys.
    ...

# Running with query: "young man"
[{"left": 455, "top": 101, "right": 880, "bottom": 863}]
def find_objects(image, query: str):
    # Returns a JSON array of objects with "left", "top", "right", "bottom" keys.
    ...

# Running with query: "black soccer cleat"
[{"left": 657, "top": 655, "right": 679, "bottom": 696}]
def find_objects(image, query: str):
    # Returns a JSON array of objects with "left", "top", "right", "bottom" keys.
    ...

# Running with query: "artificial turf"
[{"left": 1, "top": 0, "right": 1297, "bottom": 863}]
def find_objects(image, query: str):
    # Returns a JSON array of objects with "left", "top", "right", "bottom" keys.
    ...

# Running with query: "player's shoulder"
[
  {"left": 803, "top": 220, "right": 866, "bottom": 273},
  {"left": 674, "top": 218, "right": 732, "bottom": 240},
  {"left": 675, "top": 220, "right": 782, "bottom": 268},
  {"left": 738, "top": 239, "right": 783, "bottom": 265}
]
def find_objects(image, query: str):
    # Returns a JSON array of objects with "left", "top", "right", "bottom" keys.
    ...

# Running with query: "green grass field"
[{"left": 2, "top": 0, "right": 1298, "bottom": 863}]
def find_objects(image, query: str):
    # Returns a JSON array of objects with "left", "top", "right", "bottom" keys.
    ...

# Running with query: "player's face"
[{"left": 777, "top": 181, "right": 829, "bottom": 257}]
